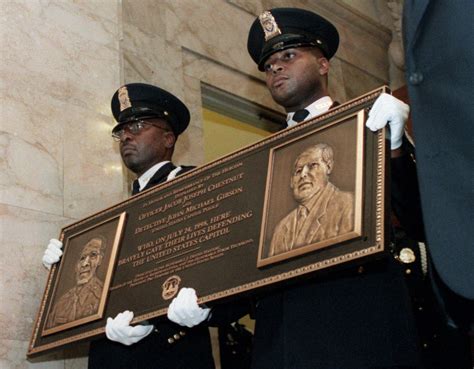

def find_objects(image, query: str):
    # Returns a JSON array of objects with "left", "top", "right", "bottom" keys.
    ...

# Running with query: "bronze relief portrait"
[
  {"left": 42, "top": 213, "right": 126, "bottom": 336},
  {"left": 258, "top": 112, "right": 364, "bottom": 267},
  {"left": 46, "top": 236, "right": 106, "bottom": 330}
]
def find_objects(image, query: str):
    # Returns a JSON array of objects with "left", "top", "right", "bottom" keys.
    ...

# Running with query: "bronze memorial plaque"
[{"left": 29, "top": 87, "right": 389, "bottom": 356}]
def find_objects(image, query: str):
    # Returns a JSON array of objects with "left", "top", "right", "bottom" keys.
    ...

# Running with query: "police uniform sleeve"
[{"left": 390, "top": 139, "right": 426, "bottom": 242}]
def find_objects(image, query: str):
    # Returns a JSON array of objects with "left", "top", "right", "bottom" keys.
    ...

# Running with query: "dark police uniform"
[
  {"left": 246, "top": 8, "right": 447, "bottom": 369},
  {"left": 88, "top": 83, "right": 215, "bottom": 369}
]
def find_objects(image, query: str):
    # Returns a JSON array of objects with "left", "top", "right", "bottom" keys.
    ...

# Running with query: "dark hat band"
[
  {"left": 258, "top": 33, "right": 328, "bottom": 70},
  {"left": 111, "top": 115, "right": 170, "bottom": 134},
  {"left": 117, "top": 106, "right": 167, "bottom": 123},
  {"left": 112, "top": 111, "right": 182, "bottom": 137}
]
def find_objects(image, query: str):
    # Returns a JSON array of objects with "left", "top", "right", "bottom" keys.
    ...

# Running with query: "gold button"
[
  {"left": 357, "top": 266, "right": 364, "bottom": 274},
  {"left": 173, "top": 334, "right": 180, "bottom": 340},
  {"left": 168, "top": 337, "right": 175, "bottom": 344},
  {"left": 405, "top": 269, "right": 412, "bottom": 274},
  {"left": 179, "top": 331, "right": 186, "bottom": 336},
  {"left": 399, "top": 248, "right": 416, "bottom": 264}
]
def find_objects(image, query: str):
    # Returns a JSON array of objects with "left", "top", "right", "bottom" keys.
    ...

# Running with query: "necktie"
[
  {"left": 296, "top": 206, "right": 309, "bottom": 235},
  {"left": 292, "top": 109, "right": 310, "bottom": 123},
  {"left": 132, "top": 179, "right": 140, "bottom": 195}
]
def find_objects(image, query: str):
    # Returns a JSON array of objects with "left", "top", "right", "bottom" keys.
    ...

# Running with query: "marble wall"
[
  {"left": 0, "top": 1, "right": 123, "bottom": 368},
  {"left": 0, "top": 0, "right": 394, "bottom": 367}
]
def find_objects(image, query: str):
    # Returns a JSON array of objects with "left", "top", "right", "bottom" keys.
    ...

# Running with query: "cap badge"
[
  {"left": 118, "top": 86, "right": 132, "bottom": 112},
  {"left": 259, "top": 11, "right": 281, "bottom": 41}
]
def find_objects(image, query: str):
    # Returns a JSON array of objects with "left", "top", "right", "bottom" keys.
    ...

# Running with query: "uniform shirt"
[
  {"left": 135, "top": 161, "right": 170, "bottom": 192},
  {"left": 134, "top": 161, "right": 185, "bottom": 192},
  {"left": 286, "top": 96, "right": 333, "bottom": 127}
]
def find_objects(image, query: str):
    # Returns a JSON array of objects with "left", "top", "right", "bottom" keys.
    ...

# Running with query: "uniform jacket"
[
  {"left": 269, "top": 182, "right": 354, "bottom": 256},
  {"left": 89, "top": 162, "right": 215, "bottom": 369}
]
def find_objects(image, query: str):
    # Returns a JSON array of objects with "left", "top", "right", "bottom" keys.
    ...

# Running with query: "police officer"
[
  {"left": 245, "top": 8, "right": 429, "bottom": 369},
  {"left": 42, "top": 83, "right": 215, "bottom": 369}
]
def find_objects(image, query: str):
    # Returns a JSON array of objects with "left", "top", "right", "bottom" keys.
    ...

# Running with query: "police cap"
[
  {"left": 247, "top": 8, "right": 339, "bottom": 71},
  {"left": 111, "top": 83, "right": 190, "bottom": 136}
]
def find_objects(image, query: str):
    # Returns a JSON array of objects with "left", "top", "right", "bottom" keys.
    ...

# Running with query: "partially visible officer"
[
  {"left": 42, "top": 83, "right": 215, "bottom": 369},
  {"left": 403, "top": 0, "right": 474, "bottom": 300},
  {"left": 402, "top": 1, "right": 474, "bottom": 367},
  {"left": 244, "top": 7, "right": 436, "bottom": 369}
]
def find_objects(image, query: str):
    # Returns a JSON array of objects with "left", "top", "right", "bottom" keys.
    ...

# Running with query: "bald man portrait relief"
[
  {"left": 47, "top": 236, "right": 106, "bottom": 329},
  {"left": 269, "top": 144, "right": 354, "bottom": 257}
]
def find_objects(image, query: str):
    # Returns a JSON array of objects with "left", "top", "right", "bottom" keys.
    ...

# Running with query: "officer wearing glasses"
[
  {"left": 111, "top": 83, "right": 195, "bottom": 191},
  {"left": 42, "top": 83, "right": 216, "bottom": 369}
]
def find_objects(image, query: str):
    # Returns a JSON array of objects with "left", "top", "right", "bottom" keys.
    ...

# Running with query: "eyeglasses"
[{"left": 112, "top": 120, "right": 170, "bottom": 141}]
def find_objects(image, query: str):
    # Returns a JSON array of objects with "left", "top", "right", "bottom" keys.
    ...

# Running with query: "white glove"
[
  {"left": 366, "top": 92, "right": 409, "bottom": 150},
  {"left": 167, "top": 287, "right": 211, "bottom": 328},
  {"left": 105, "top": 310, "right": 154, "bottom": 346},
  {"left": 42, "top": 239, "right": 63, "bottom": 270}
]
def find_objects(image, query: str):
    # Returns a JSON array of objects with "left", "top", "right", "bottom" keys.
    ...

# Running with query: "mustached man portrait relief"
[
  {"left": 46, "top": 236, "right": 106, "bottom": 329},
  {"left": 269, "top": 143, "right": 355, "bottom": 258}
]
